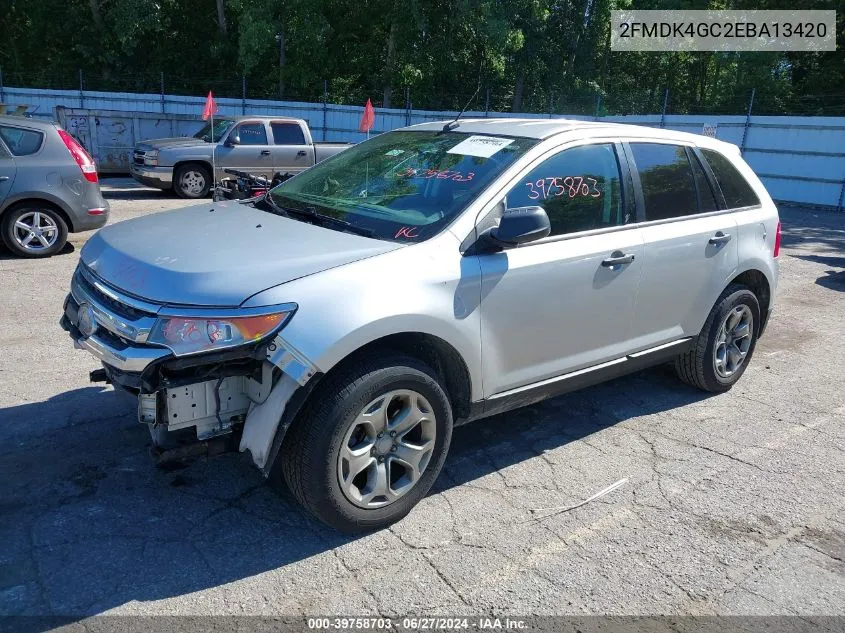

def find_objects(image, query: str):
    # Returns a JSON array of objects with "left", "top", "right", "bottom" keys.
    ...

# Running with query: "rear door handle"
[
  {"left": 0, "top": 176, "right": 9, "bottom": 182},
  {"left": 601, "top": 251, "right": 635, "bottom": 267},
  {"left": 260, "top": 149, "right": 271, "bottom": 156},
  {"left": 296, "top": 150, "right": 307, "bottom": 157},
  {"left": 709, "top": 231, "right": 731, "bottom": 245}
]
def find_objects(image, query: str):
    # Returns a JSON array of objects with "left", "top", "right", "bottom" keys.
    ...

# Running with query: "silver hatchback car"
[
  {"left": 63, "top": 119, "right": 779, "bottom": 531},
  {"left": 0, "top": 114, "right": 109, "bottom": 257}
]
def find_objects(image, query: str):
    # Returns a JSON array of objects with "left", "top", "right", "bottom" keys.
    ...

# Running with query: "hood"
[
  {"left": 81, "top": 202, "right": 402, "bottom": 307},
  {"left": 138, "top": 137, "right": 207, "bottom": 151}
]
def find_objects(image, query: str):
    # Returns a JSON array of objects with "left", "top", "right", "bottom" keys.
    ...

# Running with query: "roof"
[
  {"left": 0, "top": 114, "right": 55, "bottom": 129},
  {"left": 404, "top": 117, "right": 734, "bottom": 148}
]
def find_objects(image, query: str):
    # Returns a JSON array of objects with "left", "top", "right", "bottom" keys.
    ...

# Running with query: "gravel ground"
[{"left": 0, "top": 178, "right": 843, "bottom": 619}]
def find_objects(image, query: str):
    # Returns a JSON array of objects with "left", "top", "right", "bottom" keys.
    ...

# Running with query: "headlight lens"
[
  {"left": 148, "top": 311, "right": 291, "bottom": 356},
  {"left": 143, "top": 150, "right": 159, "bottom": 166}
]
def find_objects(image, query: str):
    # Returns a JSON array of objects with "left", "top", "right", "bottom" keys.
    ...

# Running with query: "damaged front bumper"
[{"left": 61, "top": 264, "right": 320, "bottom": 471}]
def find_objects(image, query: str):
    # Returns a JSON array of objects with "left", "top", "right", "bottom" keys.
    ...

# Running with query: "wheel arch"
[
  {"left": 728, "top": 268, "right": 772, "bottom": 335},
  {"left": 263, "top": 330, "right": 474, "bottom": 478},
  {"left": 1, "top": 194, "right": 75, "bottom": 231},
  {"left": 172, "top": 160, "right": 212, "bottom": 184}
]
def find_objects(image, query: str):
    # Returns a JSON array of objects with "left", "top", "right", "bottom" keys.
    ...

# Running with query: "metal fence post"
[
  {"left": 405, "top": 87, "right": 411, "bottom": 126},
  {"left": 484, "top": 88, "right": 490, "bottom": 117},
  {"left": 548, "top": 90, "right": 554, "bottom": 118},
  {"left": 740, "top": 88, "right": 756, "bottom": 157},
  {"left": 242, "top": 75, "right": 247, "bottom": 115},
  {"left": 0, "top": 67, "right": 5, "bottom": 103},
  {"left": 78, "top": 69, "right": 85, "bottom": 108},
  {"left": 837, "top": 176, "right": 845, "bottom": 213},
  {"left": 594, "top": 94, "right": 601, "bottom": 120},
  {"left": 322, "top": 79, "right": 328, "bottom": 141},
  {"left": 660, "top": 88, "right": 669, "bottom": 128},
  {"left": 160, "top": 72, "right": 165, "bottom": 113}
]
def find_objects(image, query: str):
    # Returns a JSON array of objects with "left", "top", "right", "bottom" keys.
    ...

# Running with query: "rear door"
[
  {"left": 625, "top": 141, "right": 738, "bottom": 350},
  {"left": 269, "top": 121, "right": 314, "bottom": 174},
  {"left": 215, "top": 120, "right": 274, "bottom": 178},
  {"left": 0, "top": 135, "right": 16, "bottom": 207}
]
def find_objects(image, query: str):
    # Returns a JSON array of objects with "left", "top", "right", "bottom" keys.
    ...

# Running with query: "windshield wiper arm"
[{"left": 270, "top": 201, "right": 375, "bottom": 238}]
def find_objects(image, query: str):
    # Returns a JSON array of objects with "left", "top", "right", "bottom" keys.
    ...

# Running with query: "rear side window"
[
  {"left": 234, "top": 122, "right": 268, "bottom": 145},
  {"left": 505, "top": 143, "right": 626, "bottom": 236},
  {"left": 271, "top": 122, "right": 306, "bottom": 145},
  {"left": 701, "top": 148, "right": 760, "bottom": 209},
  {"left": 0, "top": 126, "right": 44, "bottom": 156},
  {"left": 630, "top": 143, "right": 697, "bottom": 221}
]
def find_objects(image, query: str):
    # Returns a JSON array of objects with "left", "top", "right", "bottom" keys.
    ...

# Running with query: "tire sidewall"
[
  {"left": 701, "top": 288, "right": 761, "bottom": 389},
  {"left": 1, "top": 204, "right": 68, "bottom": 258},
  {"left": 306, "top": 363, "right": 453, "bottom": 531},
  {"left": 174, "top": 163, "right": 211, "bottom": 199}
]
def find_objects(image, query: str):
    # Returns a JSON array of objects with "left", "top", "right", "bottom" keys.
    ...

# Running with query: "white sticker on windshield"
[
  {"left": 385, "top": 149, "right": 404, "bottom": 156},
  {"left": 447, "top": 135, "right": 514, "bottom": 158}
]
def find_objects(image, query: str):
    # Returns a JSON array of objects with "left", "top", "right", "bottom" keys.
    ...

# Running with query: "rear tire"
[
  {"left": 278, "top": 352, "right": 453, "bottom": 533},
  {"left": 675, "top": 284, "right": 760, "bottom": 392},
  {"left": 174, "top": 163, "right": 212, "bottom": 199},
  {"left": 1, "top": 202, "right": 68, "bottom": 258}
]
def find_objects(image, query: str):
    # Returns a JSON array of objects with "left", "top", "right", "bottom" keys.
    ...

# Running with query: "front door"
[
  {"left": 0, "top": 136, "right": 17, "bottom": 206},
  {"left": 477, "top": 142, "right": 645, "bottom": 396},
  {"left": 215, "top": 121, "right": 275, "bottom": 179}
]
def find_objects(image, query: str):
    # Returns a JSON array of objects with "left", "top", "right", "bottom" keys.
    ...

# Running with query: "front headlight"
[
  {"left": 143, "top": 150, "right": 159, "bottom": 166},
  {"left": 147, "top": 309, "right": 293, "bottom": 356}
]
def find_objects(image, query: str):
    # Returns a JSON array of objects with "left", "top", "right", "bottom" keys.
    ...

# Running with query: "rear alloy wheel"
[
  {"left": 174, "top": 163, "right": 211, "bottom": 198},
  {"left": 280, "top": 353, "right": 453, "bottom": 532},
  {"left": 1, "top": 204, "right": 68, "bottom": 258},
  {"left": 675, "top": 284, "right": 760, "bottom": 392}
]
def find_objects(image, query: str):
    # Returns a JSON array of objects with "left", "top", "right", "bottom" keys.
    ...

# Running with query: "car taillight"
[
  {"left": 773, "top": 221, "right": 782, "bottom": 258},
  {"left": 57, "top": 129, "right": 98, "bottom": 183}
]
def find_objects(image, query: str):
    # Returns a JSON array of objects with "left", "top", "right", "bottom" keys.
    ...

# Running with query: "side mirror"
[
  {"left": 489, "top": 206, "right": 551, "bottom": 247},
  {"left": 224, "top": 135, "right": 240, "bottom": 147}
]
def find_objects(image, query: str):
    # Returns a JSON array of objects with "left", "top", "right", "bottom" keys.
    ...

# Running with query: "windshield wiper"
[{"left": 267, "top": 197, "right": 375, "bottom": 238}]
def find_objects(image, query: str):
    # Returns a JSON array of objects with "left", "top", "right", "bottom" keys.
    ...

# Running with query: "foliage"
[{"left": 0, "top": 0, "right": 843, "bottom": 115}]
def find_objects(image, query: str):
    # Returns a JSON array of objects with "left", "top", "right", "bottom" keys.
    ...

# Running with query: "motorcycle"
[{"left": 214, "top": 169, "right": 293, "bottom": 202}]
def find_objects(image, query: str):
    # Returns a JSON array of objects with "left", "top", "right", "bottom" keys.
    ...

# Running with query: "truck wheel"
[
  {"left": 675, "top": 284, "right": 760, "bottom": 392},
  {"left": 280, "top": 353, "right": 453, "bottom": 532},
  {"left": 1, "top": 203, "right": 68, "bottom": 258},
  {"left": 174, "top": 163, "right": 212, "bottom": 199}
]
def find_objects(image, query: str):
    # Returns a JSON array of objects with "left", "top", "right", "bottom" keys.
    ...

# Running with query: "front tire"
[
  {"left": 279, "top": 353, "right": 453, "bottom": 532},
  {"left": 675, "top": 284, "right": 760, "bottom": 392},
  {"left": 1, "top": 203, "right": 68, "bottom": 258},
  {"left": 174, "top": 163, "right": 212, "bottom": 199}
]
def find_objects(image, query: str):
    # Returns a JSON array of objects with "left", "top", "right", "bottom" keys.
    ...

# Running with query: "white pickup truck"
[{"left": 130, "top": 116, "right": 351, "bottom": 198}]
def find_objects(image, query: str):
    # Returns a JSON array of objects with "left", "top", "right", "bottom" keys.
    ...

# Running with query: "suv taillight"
[
  {"left": 773, "top": 221, "right": 782, "bottom": 258},
  {"left": 57, "top": 129, "right": 98, "bottom": 183}
]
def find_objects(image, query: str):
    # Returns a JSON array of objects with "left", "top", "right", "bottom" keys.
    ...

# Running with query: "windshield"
[
  {"left": 193, "top": 119, "right": 235, "bottom": 143},
  {"left": 268, "top": 130, "right": 538, "bottom": 242}
]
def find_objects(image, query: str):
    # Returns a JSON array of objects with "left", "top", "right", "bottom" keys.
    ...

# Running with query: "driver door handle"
[
  {"left": 296, "top": 150, "right": 307, "bottom": 157},
  {"left": 601, "top": 251, "right": 635, "bottom": 267},
  {"left": 260, "top": 149, "right": 271, "bottom": 156},
  {"left": 709, "top": 231, "right": 731, "bottom": 245},
  {"left": 0, "top": 176, "right": 9, "bottom": 182}
]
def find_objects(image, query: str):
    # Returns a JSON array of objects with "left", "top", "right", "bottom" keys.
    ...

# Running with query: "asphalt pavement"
[{"left": 0, "top": 179, "right": 843, "bottom": 619}]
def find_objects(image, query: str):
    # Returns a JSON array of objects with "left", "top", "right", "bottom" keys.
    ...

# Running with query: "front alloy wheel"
[
  {"left": 279, "top": 353, "right": 453, "bottom": 532},
  {"left": 339, "top": 390, "right": 436, "bottom": 509}
]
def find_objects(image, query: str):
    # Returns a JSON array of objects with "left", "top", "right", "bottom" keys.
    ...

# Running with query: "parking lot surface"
[{"left": 1, "top": 179, "right": 843, "bottom": 618}]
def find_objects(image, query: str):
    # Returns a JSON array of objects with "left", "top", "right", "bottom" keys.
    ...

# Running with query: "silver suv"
[
  {"left": 0, "top": 115, "right": 109, "bottom": 257},
  {"left": 62, "top": 119, "right": 779, "bottom": 531}
]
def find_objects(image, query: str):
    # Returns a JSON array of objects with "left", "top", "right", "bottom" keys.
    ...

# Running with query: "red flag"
[
  {"left": 202, "top": 91, "right": 218, "bottom": 121},
  {"left": 359, "top": 98, "right": 375, "bottom": 133}
]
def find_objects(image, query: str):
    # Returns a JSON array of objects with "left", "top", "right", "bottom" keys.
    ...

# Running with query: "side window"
[
  {"left": 234, "top": 122, "right": 268, "bottom": 146},
  {"left": 0, "top": 138, "right": 10, "bottom": 159},
  {"left": 629, "top": 143, "right": 698, "bottom": 221},
  {"left": 271, "top": 122, "right": 306, "bottom": 145},
  {"left": 700, "top": 148, "right": 760, "bottom": 209},
  {"left": 689, "top": 150, "right": 719, "bottom": 213},
  {"left": 505, "top": 144, "right": 625, "bottom": 236},
  {"left": 0, "top": 126, "right": 44, "bottom": 156}
]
